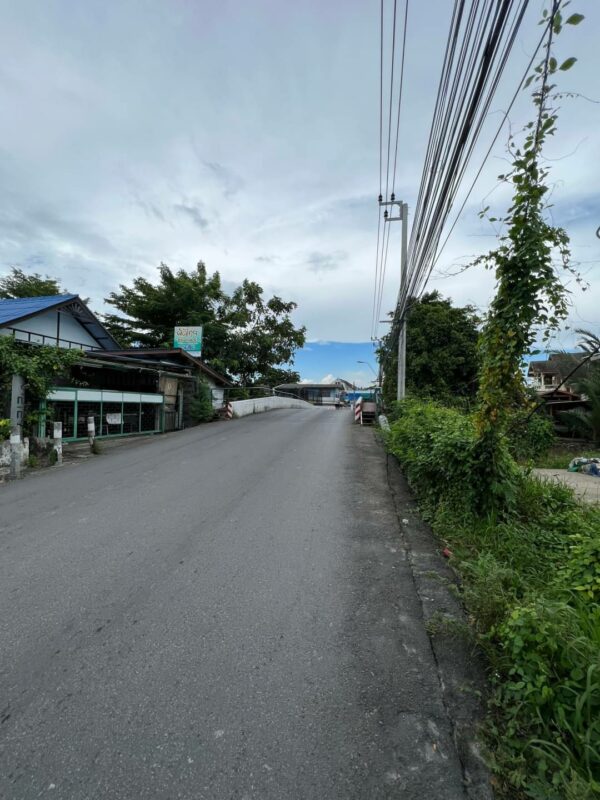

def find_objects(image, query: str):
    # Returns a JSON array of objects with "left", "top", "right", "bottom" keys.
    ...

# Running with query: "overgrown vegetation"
[
  {"left": 471, "top": 3, "right": 582, "bottom": 511},
  {"left": 381, "top": 6, "right": 594, "bottom": 796},
  {"left": 0, "top": 338, "right": 81, "bottom": 436},
  {"left": 386, "top": 398, "right": 600, "bottom": 798},
  {"left": 189, "top": 379, "right": 216, "bottom": 423}
]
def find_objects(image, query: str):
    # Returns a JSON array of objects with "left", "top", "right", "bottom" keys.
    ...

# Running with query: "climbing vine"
[
  {"left": 473, "top": 1, "right": 584, "bottom": 506},
  {"left": 0, "top": 337, "right": 81, "bottom": 402}
]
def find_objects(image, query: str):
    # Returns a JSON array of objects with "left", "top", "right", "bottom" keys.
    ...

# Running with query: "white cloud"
[{"left": 0, "top": 1, "right": 598, "bottom": 343}]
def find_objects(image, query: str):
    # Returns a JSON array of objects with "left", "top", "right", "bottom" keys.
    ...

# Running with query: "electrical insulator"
[
  {"left": 378, "top": 194, "right": 383, "bottom": 203},
  {"left": 383, "top": 210, "right": 388, "bottom": 219},
  {"left": 390, "top": 193, "right": 395, "bottom": 202}
]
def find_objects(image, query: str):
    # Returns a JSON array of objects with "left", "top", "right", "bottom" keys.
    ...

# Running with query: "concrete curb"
[{"left": 385, "top": 452, "right": 494, "bottom": 800}]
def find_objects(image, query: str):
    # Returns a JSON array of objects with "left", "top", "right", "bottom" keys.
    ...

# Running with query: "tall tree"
[
  {"left": 0, "top": 267, "right": 64, "bottom": 298},
  {"left": 104, "top": 262, "right": 306, "bottom": 383},
  {"left": 103, "top": 262, "right": 227, "bottom": 351},
  {"left": 220, "top": 280, "right": 305, "bottom": 385},
  {"left": 379, "top": 291, "right": 479, "bottom": 406}
]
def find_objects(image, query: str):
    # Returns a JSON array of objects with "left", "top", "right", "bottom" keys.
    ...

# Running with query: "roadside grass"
[
  {"left": 385, "top": 399, "right": 600, "bottom": 799},
  {"left": 532, "top": 440, "right": 600, "bottom": 470}
]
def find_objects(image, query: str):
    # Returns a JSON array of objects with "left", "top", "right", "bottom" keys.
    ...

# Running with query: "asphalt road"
[{"left": 0, "top": 408, "right": 469, "bottom": 799}]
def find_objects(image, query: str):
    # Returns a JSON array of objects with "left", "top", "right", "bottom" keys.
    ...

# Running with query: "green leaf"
[
  {"left": 565, "top": 13, "right": 584, "bottom": 25},
  {"left": 559, "top": 57, "right": 577, "bottom": 71}
]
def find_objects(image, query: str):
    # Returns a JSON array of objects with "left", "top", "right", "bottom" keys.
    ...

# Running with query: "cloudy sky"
[{"left": 1, "top": 1, "right": 599, "bottom": 385}]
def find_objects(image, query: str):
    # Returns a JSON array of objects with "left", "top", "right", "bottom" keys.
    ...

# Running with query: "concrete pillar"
[
  {"left": 9, "top": 432, "right": 21, "bottom": 479},
  {"left": 53, "top": 421, "right": 63, "bottom": 465},
  {"left": 87, "top": 416, "right": 95, "bottom": 449},
  {"left": 10, "top": 374, "right": 25, "bottom": 436}
]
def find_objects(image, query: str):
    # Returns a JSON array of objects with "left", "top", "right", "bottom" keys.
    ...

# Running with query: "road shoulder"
[{"left": 384, "top": 446, "right": 493, "bottom": 800}]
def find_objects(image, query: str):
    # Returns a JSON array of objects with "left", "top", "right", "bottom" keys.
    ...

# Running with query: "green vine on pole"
[{"left": 472, "top": 1, "right": 584, "bottom": 508}]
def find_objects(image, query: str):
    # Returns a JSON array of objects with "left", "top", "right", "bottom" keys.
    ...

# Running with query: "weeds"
[{"left": 387, "top": 398, "right": 600, "bottom": 798}]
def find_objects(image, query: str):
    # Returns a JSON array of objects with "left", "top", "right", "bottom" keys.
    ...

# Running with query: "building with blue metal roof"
[
  {"left": 1, "top": 293, "right": 229, "bottom": 445},
  {"left": 0, "top": 294, "right": 120, "bottom": 351}
]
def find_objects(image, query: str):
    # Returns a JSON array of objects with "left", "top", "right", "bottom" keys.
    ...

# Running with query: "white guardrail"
[{"left": 230, "top": 396, "right": 314, "bottom": 418}]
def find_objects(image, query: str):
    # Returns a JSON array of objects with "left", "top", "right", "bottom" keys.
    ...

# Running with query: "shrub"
[
  {"left": 0, "top": 418, "right": 10, "bottom": 441},
  {"left": 386, "top": 398, "right": 600, "bottom": 797},
  {"left": 190, "top": 379, "right": 216, "bottom": 423},
  {"left": 507, "top": 409, "right": 555, "bottom": 462},
  {"left": 560, "top": 533, "right": 600, "bottom": 602},
  {"left": 493, "top": 598, "right": 600, "bottom": 797},
  {"left": 387, "top": 398, "right": 480, "bottom": 512},
  {"left": 27, "top": 454, "right": 39, "bottom": 468}
]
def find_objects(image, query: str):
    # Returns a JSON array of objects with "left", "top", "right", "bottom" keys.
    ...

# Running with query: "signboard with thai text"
[
  {"left": 106, "top": 413, "right": 122, "bottom": 425},
  {"left": 174, "top": 326, "right": 203, "bottom": 354}
]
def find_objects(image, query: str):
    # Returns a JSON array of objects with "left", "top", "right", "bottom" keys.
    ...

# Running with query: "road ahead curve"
[{"left": 0, "top": 408, "right": 468, "bottom": 799}]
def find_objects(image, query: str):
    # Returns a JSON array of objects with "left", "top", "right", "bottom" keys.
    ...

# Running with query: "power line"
[
  {"left": 398, "top": 0, "right": 533, "bottom": 320},
  {"left": 426, "top": 16, "right": 552, "bottom": 285},
  {"left": 371, "top": 0, "right": 385, "bottom": 339},
  {"left": 372, "top": 0, "right": 409, "bottom": 338}
]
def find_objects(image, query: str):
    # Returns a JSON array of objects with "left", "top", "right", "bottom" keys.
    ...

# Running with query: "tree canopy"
[
  {"left": 0, "top": 267, "right": 64, "bottom": 299},
  {"left": 379, "top": 291, "right": 479, "bottom": 406},
  {"left": 103, "top": 261, "right": 306, "bottom": 384}
]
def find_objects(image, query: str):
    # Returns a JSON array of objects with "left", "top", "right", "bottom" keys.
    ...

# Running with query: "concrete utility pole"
[
  {"left": 380, "top": 197, "right": 409, "bottom": 401},
  {"left": 397, "top": 201, "right": 408, "bottom": 401}
]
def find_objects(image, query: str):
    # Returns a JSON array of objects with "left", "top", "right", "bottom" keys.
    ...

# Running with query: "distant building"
[
  {"left": 527, "top": 353, "right": 584, "bottom": 397},
  {"left": 275, "top": 381, "right": 345, "bottom": 405}
]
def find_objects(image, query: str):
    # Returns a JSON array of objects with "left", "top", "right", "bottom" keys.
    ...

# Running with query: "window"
[
  {"left": 46, "top": 401, "right": 75, "bottom": 438},
  {"left": 140, "top": 403, "right": 160, "bottom": 432}
]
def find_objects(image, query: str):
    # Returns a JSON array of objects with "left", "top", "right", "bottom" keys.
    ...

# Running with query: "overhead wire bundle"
[
  {"left": 397, "top": 0, "right": 533, "bottom": 322},
  {"left": 371, "top": 0, "right": 409, "bottom": 341},
  {"left": 373, "top": 0, "right": 551, "bottom": 352}
]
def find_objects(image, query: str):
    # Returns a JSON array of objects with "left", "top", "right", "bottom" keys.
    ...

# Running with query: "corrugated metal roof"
[{"left": 0, "top": 294, "right": 76, "bottom": 326}]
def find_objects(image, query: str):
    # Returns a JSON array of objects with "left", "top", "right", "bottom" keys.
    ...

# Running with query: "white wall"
[
  {"left": 0, "top": 309, "right": 99, "bottom": 349},
  {"left": 231, "top": 396, "right": 313, "bottom": 418}
]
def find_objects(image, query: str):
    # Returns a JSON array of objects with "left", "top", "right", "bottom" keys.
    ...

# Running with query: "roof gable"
[{"left": 0, "top": 294, "right": 120, "bottom": 351}]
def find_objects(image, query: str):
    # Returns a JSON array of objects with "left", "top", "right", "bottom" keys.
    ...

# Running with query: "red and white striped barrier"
[
  {"left": 224, "top": 401, "right": 233, "bottom": 420},
  {"left": 354, "top": 397, "right": 363, "bottom": 424}
]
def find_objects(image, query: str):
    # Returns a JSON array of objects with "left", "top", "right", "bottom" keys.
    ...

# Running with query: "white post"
[
  {"left": 87, "top": 416, "right": 95, "bottom": 449},
  {"left": 9, "top": 431, "right": 21, "bottom": 479},
  {"left": 10, "top": 374, "right": 25, "bottom": 436},
  {"left": 53, "top": 421, "right": 63, "bottom": 465}
]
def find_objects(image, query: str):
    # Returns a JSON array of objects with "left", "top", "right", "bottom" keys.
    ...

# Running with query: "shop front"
[{"left": 41, "top": 387, "right": 164, "bottom": 441}]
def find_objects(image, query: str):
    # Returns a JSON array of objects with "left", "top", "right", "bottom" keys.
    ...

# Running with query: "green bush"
[
  {"left": 507, "top": 409, "right": 555, "bottom": 462},
  {"left": 493, "top": 599, "right": 600, "bottom": 798},
  {"left": 0, "top": 418, "right": 10, "bottom": 441},
  {"left": 387, "top": 398, "right": 481, "bottom": 512},
  {"left": 561, "top": 533, "right": 600, "bottom": 601},
  {"left": 190, "top": 380, "right": 216, "bottom": 423},
  {"left": 386, "top": 398, "right": 600, "bottom": 797}
]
